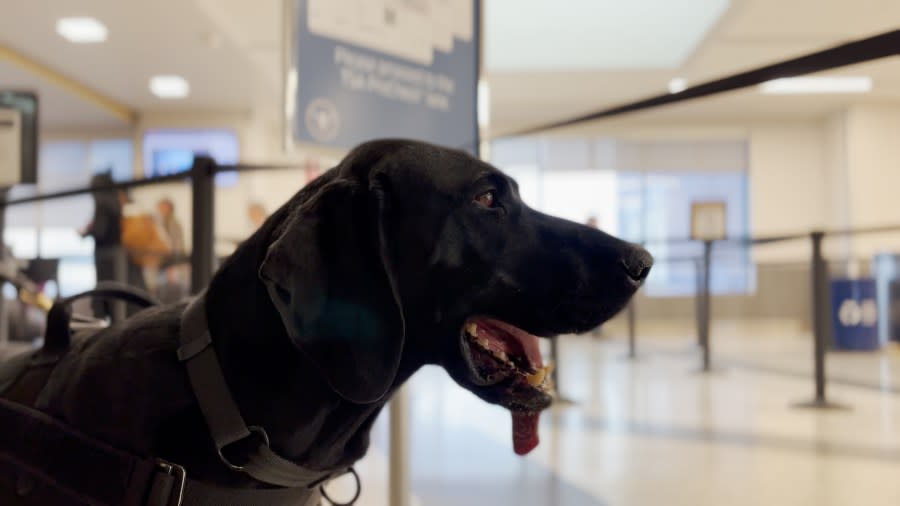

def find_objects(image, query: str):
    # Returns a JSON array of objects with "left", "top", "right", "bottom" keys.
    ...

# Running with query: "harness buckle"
[
  {"left": 216, "top": 425, "right": 270, "bottom": 472},
  {"left": 155, "top": 459, "right": 187, "bottom": 506}
]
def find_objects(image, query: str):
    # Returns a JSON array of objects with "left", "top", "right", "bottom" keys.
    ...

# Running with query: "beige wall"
[
  {"left": 747, "top": 122, "right": 826, "bottom": 263},
  {"left": 843, "top": 104, "right": 900, "bottom": 259}
]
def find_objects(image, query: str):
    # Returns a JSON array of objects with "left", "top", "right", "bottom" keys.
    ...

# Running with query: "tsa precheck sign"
[{"left": 293, "top": 0, "right": 479, "bottom": 155}]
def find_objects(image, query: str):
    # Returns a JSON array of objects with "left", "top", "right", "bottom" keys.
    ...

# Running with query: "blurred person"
[
  {"left": 119, "top": 190, "right": 170, "bottom": 295},
  {"left": 82, "top": 172, "right": 123, "bottom": 318},
  {"left": 216, "top": 202, "right": 269, "bottom": 252},
  {"left": 156, "top": 198, "right": 185, "bottom": 259},
  {"left": 247, "top": 201, "right": 268, "bottom": 231},
  {"left": 155, "top": 198, "right": 189, "bottom": 303}
]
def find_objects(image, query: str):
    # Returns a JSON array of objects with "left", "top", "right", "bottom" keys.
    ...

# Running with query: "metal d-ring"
[
  {"left": 216, "top": 426, "right": 271, "bottom": 472},
  {"left": 320, "top": 467, "right": 361, "bottom": 506}
]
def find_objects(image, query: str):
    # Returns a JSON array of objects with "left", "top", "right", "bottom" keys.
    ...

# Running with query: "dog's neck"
[{"left": 203, "top": 203, "right": 404, "bottom": 472}]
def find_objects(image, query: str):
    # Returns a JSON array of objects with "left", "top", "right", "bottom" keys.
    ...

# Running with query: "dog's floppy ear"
[{"left": 259, "top": 177, "right": 404, "bottom": 404}]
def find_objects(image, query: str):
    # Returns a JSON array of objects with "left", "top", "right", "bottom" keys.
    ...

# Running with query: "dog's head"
[{"left": 259, "top": 139, "right": 651, "bottom": 453}]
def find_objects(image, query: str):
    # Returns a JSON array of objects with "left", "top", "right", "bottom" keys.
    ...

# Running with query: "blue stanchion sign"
[
  {"left": 293, "top": 0, "right": 479, "bottom": 154},
  {"left": 830, "top": 278, "right": 880, "bottom": 350}
]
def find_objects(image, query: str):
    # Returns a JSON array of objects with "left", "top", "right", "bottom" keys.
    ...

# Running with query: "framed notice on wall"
[
  {"left": 691, "top": 201, "right": 727, "bottom": 241},
  {"left": 288, "top": 0, "right": 480, "bottom": 155}
]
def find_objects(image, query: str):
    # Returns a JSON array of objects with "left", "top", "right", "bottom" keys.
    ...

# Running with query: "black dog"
[{"left": 0, "top": 139, "right": 650, "bottom": 501}]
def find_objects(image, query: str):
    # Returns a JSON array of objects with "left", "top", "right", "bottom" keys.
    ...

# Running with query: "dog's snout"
[{"left": 621, "top": 247, "right": 653, "bottom": 283}]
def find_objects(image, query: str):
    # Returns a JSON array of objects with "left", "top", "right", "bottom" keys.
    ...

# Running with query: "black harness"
[{"left": 0, "top": 285, "right": 360, "bottom": 506}]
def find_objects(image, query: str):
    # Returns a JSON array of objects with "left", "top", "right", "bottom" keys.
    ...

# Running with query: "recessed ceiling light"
[
  {"left": 56, "top": 17, "right": 108, "bottom": 44},
  {"left": 668, "top": 77, "right": 688, "bottom": 94},
  {"left": 759, "top": 76, "right": 872, "bottom": 94},
  {"left": 149, "top": 75, "right": 190, "bottom": 99}
]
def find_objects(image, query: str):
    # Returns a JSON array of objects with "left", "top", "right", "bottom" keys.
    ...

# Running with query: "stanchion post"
[
  {"left": 695, "top": 257, "right": 703, "bottom": 348},
  {"left": 812, "top": 231, "right": 827, "bottom": 402},
  {"left": 699, "top": 240, "right": 713, "bottom": 372},
  {"left": 627, "top": 300, "right": 637, "bottom": 359},
  {"left": 794, "top": 230, "right": 848, "bottom": 410},
  {"left": 0, "top": 189, "right": 8, "bottom": 345},
  {"left": 550, "top": 338, "right": 560, "bottom": 387},
  {"left": 550, "top": 338, "right": 575, "bottom": 405},
  {"left": 191, "top": 156, "right": 216, "bottom": 294},
  {"left": 389, "top": 387, "right": 410, "bottom": 506}
]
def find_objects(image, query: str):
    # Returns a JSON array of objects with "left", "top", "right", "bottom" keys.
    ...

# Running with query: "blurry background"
[{"left": 0, "top": 1, "right": 899, "bottom": 505}]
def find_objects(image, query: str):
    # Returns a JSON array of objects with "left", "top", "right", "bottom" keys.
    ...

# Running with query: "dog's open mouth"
[{"left": 459, "top": 316, "right": 556, "bottom": 456}]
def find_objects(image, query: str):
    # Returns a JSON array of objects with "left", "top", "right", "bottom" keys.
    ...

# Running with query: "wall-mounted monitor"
[{"left": 0, "top": 90, "right": 38, "bottom": 186}]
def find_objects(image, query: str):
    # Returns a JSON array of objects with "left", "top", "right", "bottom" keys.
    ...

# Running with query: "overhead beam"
[
  {"left": 0, "top": 43, "right": 136, "bottom": 124},
  {"left": 499, "top": 29, "right": 900, "bottom": 138}
]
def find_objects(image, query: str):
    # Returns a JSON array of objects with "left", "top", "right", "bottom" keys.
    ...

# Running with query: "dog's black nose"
[{"left": 621, "top": 247, "right": 653, "bottom": 283}]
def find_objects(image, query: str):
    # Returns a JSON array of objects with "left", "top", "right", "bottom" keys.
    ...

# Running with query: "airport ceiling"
[{"left": 0, "top": 0, "right": 898, "bottom": 134}]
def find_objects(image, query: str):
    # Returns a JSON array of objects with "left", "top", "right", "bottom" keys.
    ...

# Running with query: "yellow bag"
[{"left": 121, "top": 214, "right": 171, "bottom": 267}]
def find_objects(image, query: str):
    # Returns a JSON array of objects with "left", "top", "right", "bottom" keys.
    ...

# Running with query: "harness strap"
[
  {"left": 177, "top": 293, "right": 339, "bottom": 490},
  {"left": 0, "top": 396, "right": 164, "bottom": 505},
  {"left": 182, "top": 480, "right": 322, "bottom": 506},
  {"left": 45, "top": 282, "right": 160, "bottom": 353},
  {"left": 0, "top": 397, "right": 323, "bottom": 506}
]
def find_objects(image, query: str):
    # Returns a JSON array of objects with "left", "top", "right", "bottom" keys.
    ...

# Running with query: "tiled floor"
[
  {"left": 331, "top": 329, "right": 900, "bottom": 506},
  {"left": 3, "top": 326, "right": 898, "bottom": 505}
]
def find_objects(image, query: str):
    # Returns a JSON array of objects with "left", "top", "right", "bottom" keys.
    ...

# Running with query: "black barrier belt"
[
  {"left": 216, "top": 163, "right": 320, "bottom": 174},
  {"left": 501, "top": 29, "right": 900, "bottom": 138},
  {"left": 0, "top": 172, "right": 190, "bottom": 208},
  {"left": 0, "top": 162, "right": 308, "bottom": 209},
  {"left": 637, "top": 225, "right": 900, "bottom": 248}
]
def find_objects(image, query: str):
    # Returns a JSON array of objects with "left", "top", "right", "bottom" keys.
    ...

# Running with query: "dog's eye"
[{"left": 474, "top": 190, "right": 496, "bottom": 208}]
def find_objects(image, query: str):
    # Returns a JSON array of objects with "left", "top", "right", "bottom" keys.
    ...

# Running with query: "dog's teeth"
[
  {"left": 478, "top": 337, "right": 490, "bottom": 349},
  {"left": 545, "top": 362, "right": 555, "bottom": 379},
  {"left": 495, "top": 350, "right": 508, "bottom": 362},
  {"left": 526, "top": 363, "right": 555, "bottom": 387},
  {"left": 526, "top": 366, "right": 548, "bottom": 386},
  {"left": 466, "top": 323, "right": 478, "bottom": 336}
]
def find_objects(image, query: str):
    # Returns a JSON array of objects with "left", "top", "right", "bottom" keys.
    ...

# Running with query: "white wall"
[
  {"left": 548, "top": 120, "right": 830, "bottom": 262},
  {"left": 843, "top": 104, "right": 900, "bottom": 259},
  {"left": 747, "top": 122, "right": 827, "bottom": 263},
  {"left": 822, "top": 111, "right": 852, "bottom": 260}
]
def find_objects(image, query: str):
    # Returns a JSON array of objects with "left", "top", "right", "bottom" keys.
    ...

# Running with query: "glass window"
[
  {"left": 492, "top": 137, "right": 752, "bottom": 297},
  {"left": 501, "top": 164, "right": 540, "bottom": 208},
  {"left": 3, "top": 139, "right": 134, "bottom": 295},
  {"left": 541, "top": 170, "right": 618, "bottom": 233},
  {"left": 90, "top": 139, "right": 134, "bottom": 182},
  {"left": 142, "top": 129, "right": 239, "bottom": 186},
  {"left": 634, "top": 171, "right": 752, "bottom": 296}
]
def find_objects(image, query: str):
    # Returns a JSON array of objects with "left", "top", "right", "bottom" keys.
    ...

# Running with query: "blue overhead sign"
[{"left": 292, "top": 0, "right": 479, "bottom": 154}]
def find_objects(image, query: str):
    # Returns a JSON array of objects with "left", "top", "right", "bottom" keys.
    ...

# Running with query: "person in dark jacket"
[{"left": 82, "top": 172, "right": 123, "bottom": 318}]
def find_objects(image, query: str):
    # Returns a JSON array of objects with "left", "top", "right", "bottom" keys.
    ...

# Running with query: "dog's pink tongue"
[{"left": 511, "top": 411, "right": 540, "bottom": 455}]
